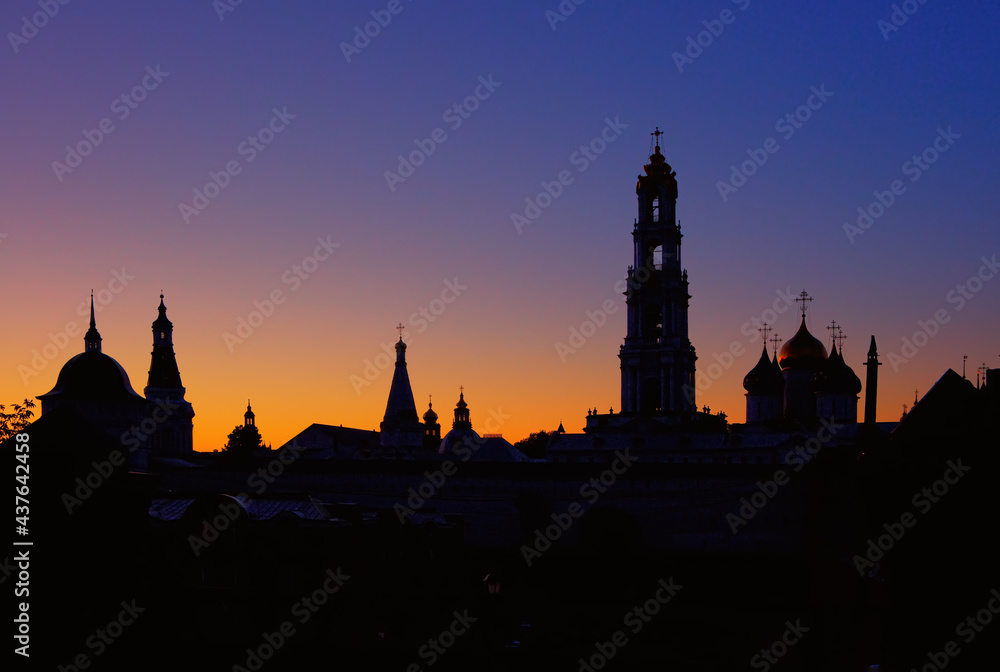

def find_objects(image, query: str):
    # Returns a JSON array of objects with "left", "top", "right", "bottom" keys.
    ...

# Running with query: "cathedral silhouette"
[{"left": 11, "top": 134, "right": 998, "bottom": 670}]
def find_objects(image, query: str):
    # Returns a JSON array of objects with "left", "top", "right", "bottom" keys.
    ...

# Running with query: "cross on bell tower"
[{"left": 619, "top": 129, "right": 697, "bottom": 417}]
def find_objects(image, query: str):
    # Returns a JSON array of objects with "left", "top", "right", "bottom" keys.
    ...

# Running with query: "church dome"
[
  {"left": 423, "top": 402, "right": 438, "bottom": 423},
  {"left": 743, "top": 346, "right": 785, "bottom": 395},
  {"left": 814, "top": 344, "right": 862, "bottom": 394},
  {"left": 778, "top": 317, "right": 828, "bottom": 371},
  {"left": 38, "top": 351, "right": 145, "bottom": 402}
]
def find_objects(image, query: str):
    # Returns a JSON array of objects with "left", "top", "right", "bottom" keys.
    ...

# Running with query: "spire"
[
  {"left": 382, "top": 330, "right": 419, "bottom": 426},
  {"left": 146, "top": 293, "right": 184, "bottom": 390},
  {"left": 245, "top": 399, "right": 255, "bottom": 426},
  {"left": 143, "top": 292, "right": 195, "bottom": 456},
  {"left": 863, "top": 335, "right": 881, "bottom": 425},
  {"left": 84, "top": 291, "right": 102, "bottom": 353}
]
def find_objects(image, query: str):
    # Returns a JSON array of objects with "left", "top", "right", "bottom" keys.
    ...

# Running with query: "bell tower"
[
  {"left": 619, "top": 129, "right": 697, "bottom": 417},
  {"left": 145, "top": 293, "right": 195, "bottom": 455}
]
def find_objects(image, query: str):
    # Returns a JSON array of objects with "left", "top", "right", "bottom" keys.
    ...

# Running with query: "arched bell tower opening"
[{"left": 619, "top": 128, "right": 697, "bottom": 419}]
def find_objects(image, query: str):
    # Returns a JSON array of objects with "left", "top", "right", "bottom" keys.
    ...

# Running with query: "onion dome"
[
  {"left": 643, "top": 143, "right": 674, "bottom": 177},
  {"left": 423, "top": 400, "right": 438, "bottom": 424},
  {"left": 814, "top": 343, "right": 862, "bottom": 394},
  {"left": 744, "top": 346, "right": 784, "bottom": 395},
  {"left": 778, "top": 317, "right": 828, "bottom": 371},
  {"left": 636, "top": 127, "right": 678, "bottom": 196}
]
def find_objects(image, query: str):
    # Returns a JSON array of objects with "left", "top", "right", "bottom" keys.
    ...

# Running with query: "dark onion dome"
[
  {"left": 814, "top": 343, "right": 862, "bottom": 394},
  {"left": 744, "top": 346, "right": 784, "bottom": 394},
  {"left": 422, "top": 401, "right": 438, "bottom": 424},
  {"left": 778, "top": 317, "right": 829, "bottom": 371},
  {"left": 38, "top": 351, "right": 145, "bottom": 402}
]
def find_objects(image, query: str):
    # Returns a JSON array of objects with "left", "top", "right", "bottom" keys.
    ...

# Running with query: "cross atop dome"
[
  {"left": 758, "top": 322, "right": 773, "bottom": 347},
  {"left": 834, "top": 326, "right": 847, "bottom": 351},
  {"left": 769, "top": 333, "right": 783, "bottom": 358},
  {"left": 795, "top": 290, "right": 813, "bottom": 317},
  {"left": 396, "top": 322, "right": 405, "bottom": 341},
  {"left": 826, "top": 320, "right": 839, "bottom": 346}
]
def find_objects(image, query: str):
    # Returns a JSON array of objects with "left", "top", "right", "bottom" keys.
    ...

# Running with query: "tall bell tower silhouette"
[{"left": 619, "top": 129, "right": 697, "bottom": 417}]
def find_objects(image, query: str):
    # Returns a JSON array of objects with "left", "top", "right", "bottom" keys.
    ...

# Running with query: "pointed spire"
[
  {"left": 382, "top": 328, "right": 419, "bottom": 426},
  {"left": 863, "top": 335, "right": 881, "bottom": 425},
  {"left": 84, "top": 291, "right": 102, "bottom": 353},
  {"left": 146, "top": 292, "right": 184, "bottom": 390},
  {"left": 245, "top": 399, "right": 255, "bottom": 426}
]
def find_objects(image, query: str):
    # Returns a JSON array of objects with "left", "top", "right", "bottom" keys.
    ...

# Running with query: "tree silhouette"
[
  {"left": 514, "top": 430, "right": 550, "bottom": 459},
  {"left": 222, "top": 423, "right": 267, "bottom": 456},
  {"left": 1, "top": 398, "right": 36, "bottom": 443}
]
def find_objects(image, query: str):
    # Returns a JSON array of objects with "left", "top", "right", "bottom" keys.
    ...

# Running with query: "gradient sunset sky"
[{"left": 2, "top": 0, "right": 998, "bottom": 452}]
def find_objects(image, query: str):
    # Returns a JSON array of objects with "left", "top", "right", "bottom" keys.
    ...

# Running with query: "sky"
[{"left": 2, "top": 0, "right": 998, "bottom": 452}]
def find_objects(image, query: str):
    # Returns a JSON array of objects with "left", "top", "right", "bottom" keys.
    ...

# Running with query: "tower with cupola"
[
  {"left": 619, "top": 129, "right": 697, "bottom": 417},
  {"left": 144, "top": 294, "right": 195, "bottom": 456}
]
